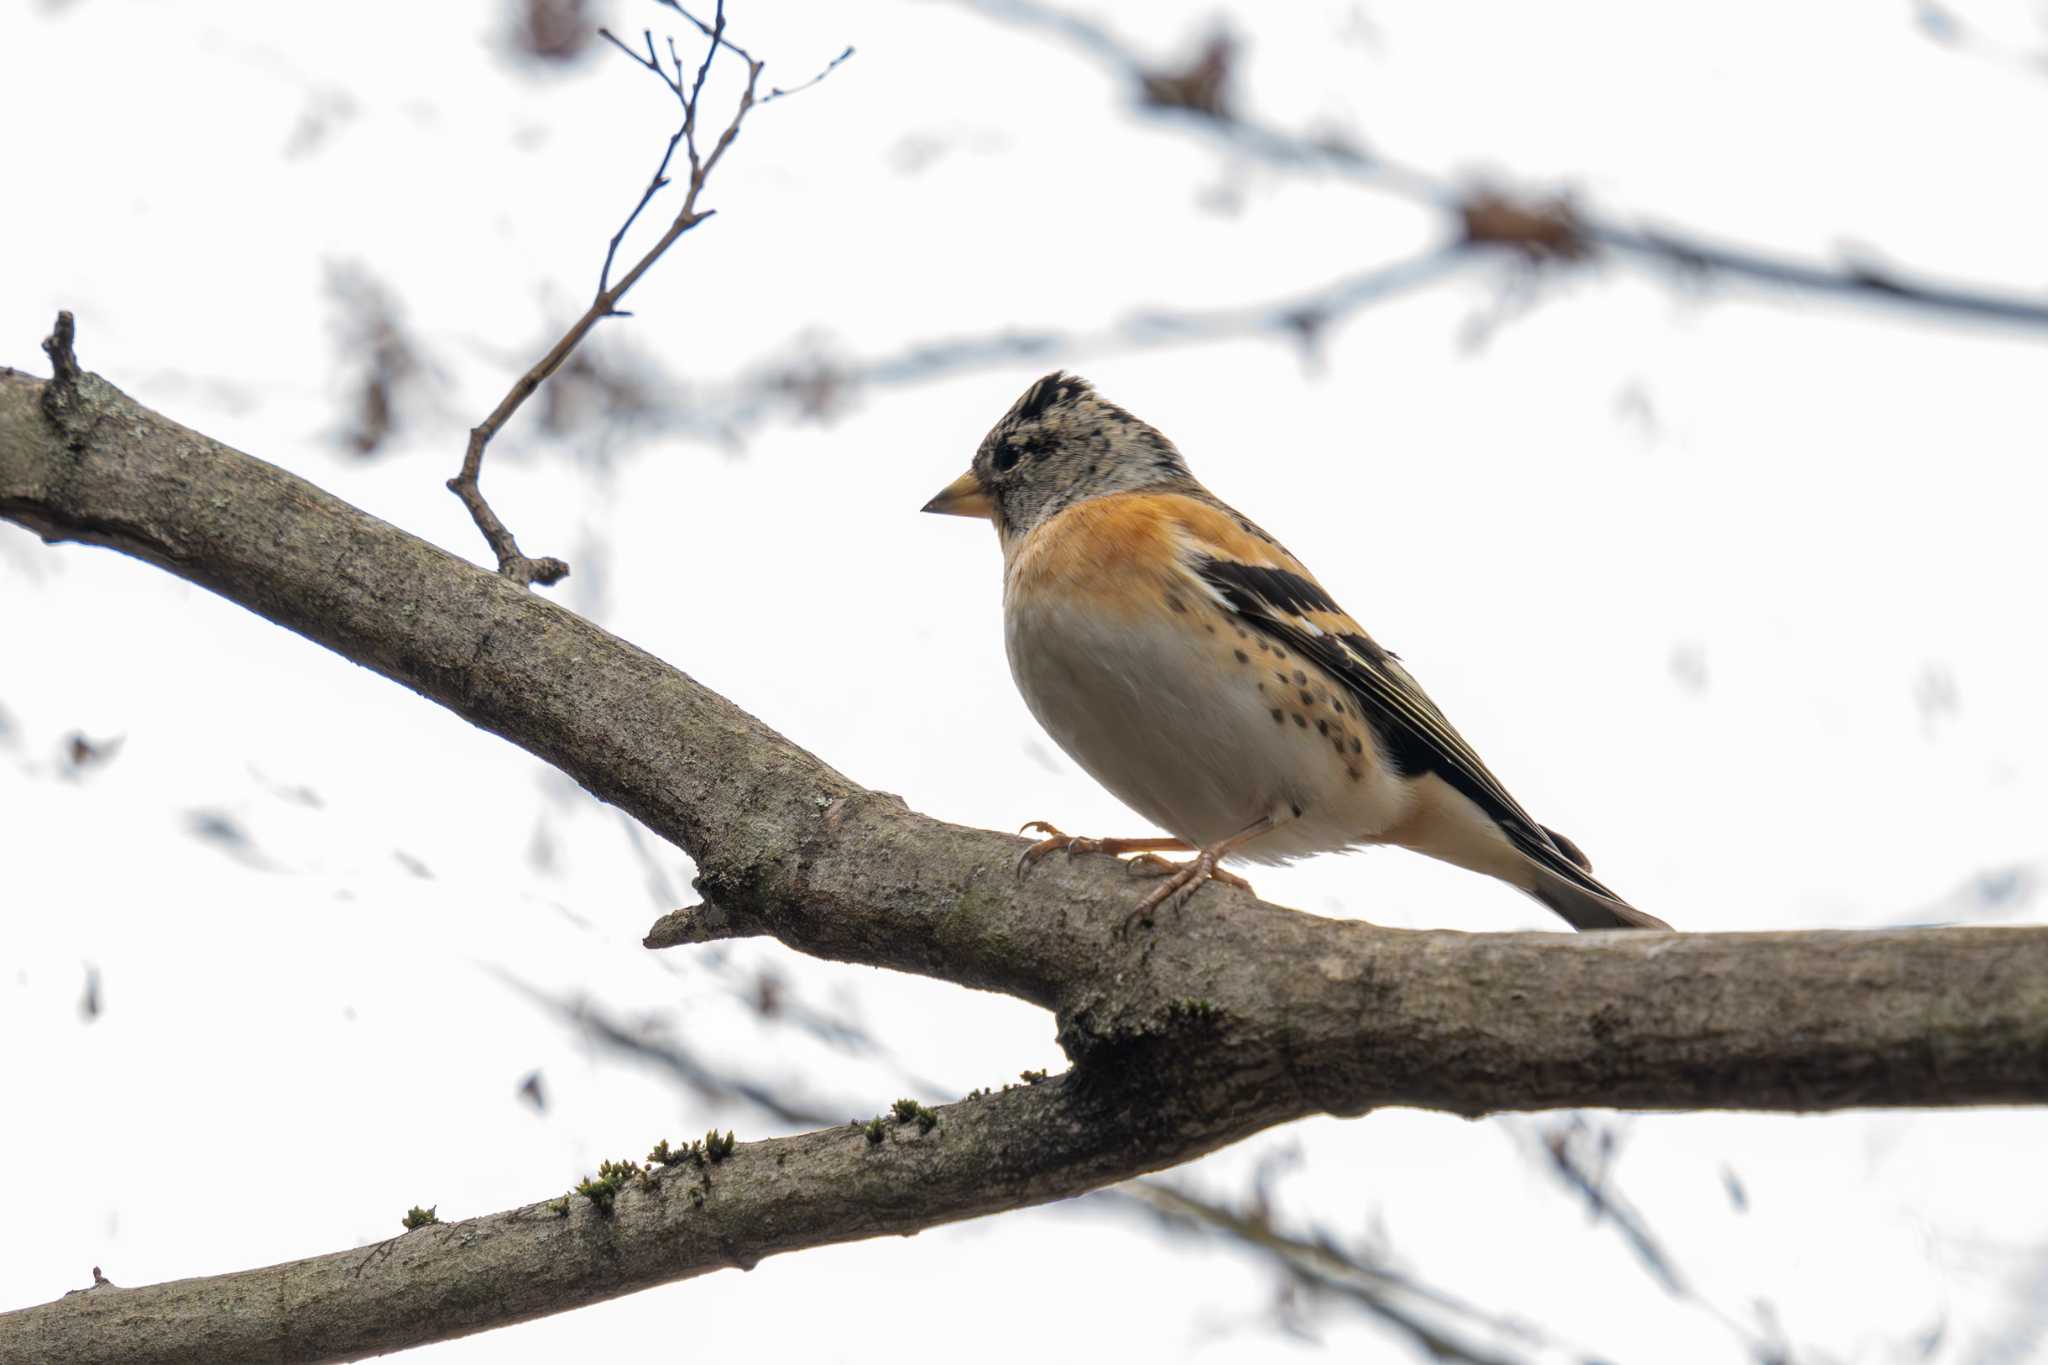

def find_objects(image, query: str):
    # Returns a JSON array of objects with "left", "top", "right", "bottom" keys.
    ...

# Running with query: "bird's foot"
[
  {"left": 1120, "top": 846, "right": 1254, "bottom": 932},
  {"left": 1015, "top": 822, "right": 1191, "bottom": 880}
]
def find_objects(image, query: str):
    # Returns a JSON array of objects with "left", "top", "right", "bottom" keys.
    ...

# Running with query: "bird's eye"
[{"left": 993, "top": 444, "right": 1022, "bottom": 472}]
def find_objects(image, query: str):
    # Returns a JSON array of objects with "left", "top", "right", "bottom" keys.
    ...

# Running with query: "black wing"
[{"left": 1193, "top": 556, "right": 1619, "bottom": 901}]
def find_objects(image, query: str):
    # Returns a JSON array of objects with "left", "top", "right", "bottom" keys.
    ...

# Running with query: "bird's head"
[{"left": 922, "top": 371, "right": 1195, "bottom": 544}]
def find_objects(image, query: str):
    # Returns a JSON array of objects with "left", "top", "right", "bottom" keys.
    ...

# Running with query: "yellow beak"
[{"left": 921, "top": 469, "right": 994, "bottom": 519}]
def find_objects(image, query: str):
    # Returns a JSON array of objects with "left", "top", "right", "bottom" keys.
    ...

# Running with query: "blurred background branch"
[{"left": 962, "top": 0, "right": 2048, "bottom": 329}]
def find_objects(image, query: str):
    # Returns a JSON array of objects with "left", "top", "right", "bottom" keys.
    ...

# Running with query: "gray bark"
[{"left": 3, "top": 341, "right": 2044, "bottom": 1364}]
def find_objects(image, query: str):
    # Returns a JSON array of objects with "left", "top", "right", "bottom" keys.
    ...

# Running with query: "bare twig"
[
  {"left": 1525, "top": 1117, "right": 1687, "bottom": 1296},
  {"left": 676, "top": 246, "right": 1473, "bottom": 440},
  {"left": 449, "top": 1, "right": 850, "bottom": 588},
  {"left": 1116, "top": 1181, "right": 1571, "bottom": 1364},
  {"left": 1513, "top": 1116, "right": 1786, "bottom": 1359},
  {"left": 326, "top": 263, "right": 427, "bottom": 457},
  {"left": 1912, "top": 0, "right": 2048, "bottom": 79},
  {"left": 961, "top": 0, "right": 2048, "bottom": 334},
  {"left": 762, "top": 43, "right": 855, "bottom": 104},
  {"left": 495, "top": 973, "right": 845, "bottom": 1126}
]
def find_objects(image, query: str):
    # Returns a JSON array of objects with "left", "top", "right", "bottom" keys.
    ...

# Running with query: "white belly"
[{"left": 1004, "top": 591, "right": 1414, "bottom": 863}]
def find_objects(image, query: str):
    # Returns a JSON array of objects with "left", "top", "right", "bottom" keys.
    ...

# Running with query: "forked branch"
[{"left": 448, "top": 1, "right": 850, "bottom": 587}]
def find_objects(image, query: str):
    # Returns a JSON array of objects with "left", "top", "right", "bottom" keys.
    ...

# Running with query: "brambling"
[{"left": 923, "top": 371, "right": 1669, "bottom": 932}]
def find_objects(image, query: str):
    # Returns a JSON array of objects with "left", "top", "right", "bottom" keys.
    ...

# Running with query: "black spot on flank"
[
  {"left": 1332, "top": 701, "right": 1344, "bottom": 715},
  {"left": 1290, "top": 803, "right": 1303, "bottom": 818},
  {"left": 1350, "top": 737, "right": 1363, "bottom": 754},
  {"left": 1332, "top": 738, "right": 1345, "bottom": 756},
  {"left": 1274, "top": 670, "right": 1287, "bottom": 684},
  {"left": 1293, "top": 714, "right": 1307, "bottom": 728},
  {"left": 1235, "top": 628, "right": 1248, "bottom": 640},
  {"left": 1256, "top": 640, "right": 1269, "bottom": 652},
  {"left": 1316, "top": 719, "right": 1328, "bottom": 735},
  {"left": 1274, "top": 650, "right": 1286, "bottom": 661},
  {"left": 1165, "top": 594, "right": 1188, "bottom": 614},
  {"left": 1299, "top": 690, "right": 1314, "bottom": 706},
  {"left": 1234, "top": 649, "right": 1249, "bottom": 663},
  {"left": 1270, "top": 709, "right": 1284, "bottom": 723},
  {"left": 1205, "top": 623, "right": 1216, "bottom": 634},
  {"left": 1293, "top": 670, "right": 1307, "bottom": 686}
]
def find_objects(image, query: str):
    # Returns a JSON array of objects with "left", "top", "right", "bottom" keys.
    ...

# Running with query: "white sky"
[{"left": 3, "top": 1, "right": 2046, "bottom": 1360}]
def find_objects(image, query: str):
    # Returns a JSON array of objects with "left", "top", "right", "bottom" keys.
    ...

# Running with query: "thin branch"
[
  {"left": 497, "top": 974, "right": 845, "bottom": 1126},
  {"left": 591, "top": 28, "right": 694, "bottom": 298},
  {"left": 674, "top": 246, "right": 1474, "bottom": 439},
  {"left": 449, "top": 1, "right": 850, "bottom": 588},
  {"left": 961, "top": 0, "right": 2048, "bottom": 334},
  {"left": 761, "top": 43, "right": 855, "bottom": 104},
  {"left": 1115, "top": 1181, "right": 1572, "bottom": 1364},
  {"left": 1912, "top": 0, "right": 2048, "bottom": 80},
  {"left": 657, "top": 0, "right": 756, "bottom": 64},
  {"left": 1589, "top": 220, "right": 2048, "bottom": 327},
  {"left": 1511, "top": 1117, "right": 1787, "bottom": 1359}
]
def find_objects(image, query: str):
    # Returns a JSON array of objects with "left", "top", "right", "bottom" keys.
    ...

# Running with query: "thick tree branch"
[
  {"left": 0, "top": 1076, "right": 1265, "bottom": 1365},
  {"left": 3, "top": 330, "right": 2045, "bottom": 1359}
]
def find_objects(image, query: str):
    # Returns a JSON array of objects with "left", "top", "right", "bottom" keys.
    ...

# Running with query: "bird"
[{"left": 921, "top": 371, "right": 1670, "bottom": 932}]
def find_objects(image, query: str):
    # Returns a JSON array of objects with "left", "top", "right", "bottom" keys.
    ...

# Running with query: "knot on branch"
[
  {"left": 645, "top": 897, "right": 765, "bottom": 948},
  {"left": 514, "top": 553, "right": 572, "bottom": 587},
  {"left": 40, "top": 311, "right": 84, "bottom": 425},
  {"left": 1139, "top": 34, "right": 1235, "bottom": 120},
  {"left": 1459, "top": 191, "right": 1590, "bottom": 263}
]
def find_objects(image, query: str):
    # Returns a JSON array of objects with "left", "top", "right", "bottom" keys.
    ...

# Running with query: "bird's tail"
[
  {"left": 1386, "top": 775, "right": 1670, "bottom": 931},
  {"left": 1528, "top": 864, "right": 1670, "bottom": 931}
]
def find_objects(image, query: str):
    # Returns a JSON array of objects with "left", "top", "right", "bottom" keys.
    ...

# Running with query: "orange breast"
[{"left": 1005, "top": 493, "right": 1188, "bottom": 618}]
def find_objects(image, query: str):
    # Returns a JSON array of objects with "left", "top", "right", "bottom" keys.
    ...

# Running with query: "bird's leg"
[
  {"left": 1015, "top": 821, "right": 1192, "bottom": 879},
  {"left": 1122, "top": 813, "right": 1281, "bottom": 931}
]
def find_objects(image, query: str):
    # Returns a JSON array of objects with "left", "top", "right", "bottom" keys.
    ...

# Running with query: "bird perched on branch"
[{"left": 922, "top": 371, "right": 1669, "bottom": 932}]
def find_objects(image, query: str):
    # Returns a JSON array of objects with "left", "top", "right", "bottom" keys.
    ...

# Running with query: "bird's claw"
[
  {"left": 1016, "top": 821, "right": 1081, "bottom": 880},
  {"left": 1016, "top": 821, "right": 1129, "bottom": 880},
  {"left": 1118, "top": 849, "right": 1253, "bottom": 934},
  {"left": 1014, "top": 825, "right": 1248, "bottom": 929}
]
